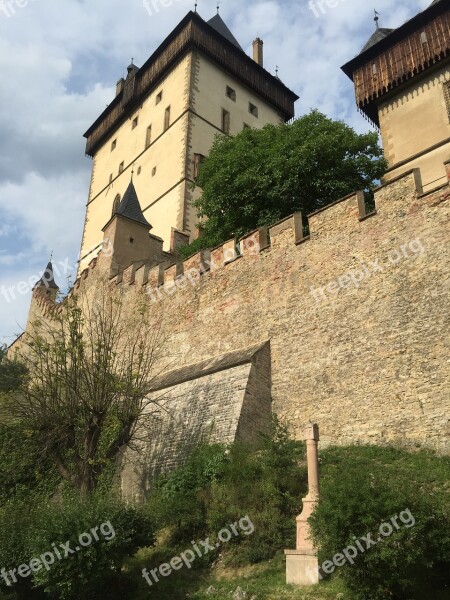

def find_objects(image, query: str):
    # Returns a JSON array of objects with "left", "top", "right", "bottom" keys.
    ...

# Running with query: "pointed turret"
[
  {"left": 33, "top": 261, "right": 59, "bottom": 292},
  {"left": 114, "top": 180, "right": 152, "bottom": 228},
  {"left": 100, "top": 179, "right": 166, "bottom": 277}
]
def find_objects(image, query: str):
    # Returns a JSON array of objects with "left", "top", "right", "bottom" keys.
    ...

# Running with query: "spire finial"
[
  {"left": 275, "top": 65, "right": 279, "bottom": 77},
  {"left": 217, "top": 0, "right": 220, "bottom": 14},
  {"left": 374, "top": 9, "right": 380, "bottom": 29},
  {"left": 131, "top": 165, "right": 135, "bottom": 181},
  {"left": 194, "top": 1, "right": 198, "bottom": 12},
  {"left": 131, "top": 57, "right": 134, "bottom": 65}
]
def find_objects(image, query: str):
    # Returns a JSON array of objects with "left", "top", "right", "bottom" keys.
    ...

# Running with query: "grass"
[{"left": 127, "top": 551, "right": 351, "bottom": 600}]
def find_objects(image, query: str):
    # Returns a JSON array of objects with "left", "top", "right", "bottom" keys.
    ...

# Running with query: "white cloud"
[{"left": 0, "top": 0, "right": 431, "bottom": 343}]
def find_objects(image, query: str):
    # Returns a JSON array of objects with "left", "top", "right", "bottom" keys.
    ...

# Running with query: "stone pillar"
[{"left": 285, "top": 423, "right": 320, "bottom": 586}]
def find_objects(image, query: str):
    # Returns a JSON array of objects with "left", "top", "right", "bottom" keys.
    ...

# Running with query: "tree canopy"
[
  {"left": 5, "top": 282, "right": 168, "bottom": 497},
  {"left": 182, "top": 110, "right": 387, "bottom": 256}
]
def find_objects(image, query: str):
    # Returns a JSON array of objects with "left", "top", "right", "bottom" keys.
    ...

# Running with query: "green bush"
[
  {"left": 0, "top": 495, "right": 155, "bottom": 600},
  {"left": 206, "top": 423, "right": 307, "bottom": 564},
  {"left": 147, "top": 443, "right": 228, "bottom": 544},
  {"left": 309, "top": 446, "right": 450, "bottom": 600},
  {"left": 147, "top": 420, "right": 307, "bottom": 565}
]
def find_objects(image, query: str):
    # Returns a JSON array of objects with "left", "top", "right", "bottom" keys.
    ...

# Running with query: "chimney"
[
  {"left": 116, "top": 78, "right": 125, "bottom": 97},
  {"left": 253, "top": 38, "right": 264, "bottom": 67}
]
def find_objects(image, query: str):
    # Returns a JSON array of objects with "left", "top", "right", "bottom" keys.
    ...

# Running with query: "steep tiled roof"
[
  {"left": 34, "top": 262, "right": 59, "bottom": 290},
  {"left": 207, "top": 14, "right": 243, "bottom": 51},
  {"left": 115, "top": 180, "right": 151, "bottom": 228}
]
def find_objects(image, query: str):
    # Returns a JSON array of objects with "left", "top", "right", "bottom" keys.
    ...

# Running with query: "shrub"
[
  {"left": 207, "top": 422, "right": 307, "bottom": 564},
  {"left": 309, "top": 446, "right": 450, "bottom": 600},
  {"left": 147, "top": 420, "right": 307, "bottom": 565},
  {"left": 0, "top": 495, "right": 155, "bottom": 600},
  {"left": 147, "top": 443, "right": 228, "bottom": 544}
]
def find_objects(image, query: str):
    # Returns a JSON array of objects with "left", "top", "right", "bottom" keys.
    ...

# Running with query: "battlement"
[
  {"left": 13, "top": 162, "right": 450, "bottom": 460},
  {"left": 66, "top": 166, "right": 448, "bottom": 306},
  {"left": 94, "top": 166, "right": 440, "bottom": 295}
]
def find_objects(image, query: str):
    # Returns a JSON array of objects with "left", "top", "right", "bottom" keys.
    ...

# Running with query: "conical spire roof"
[
  {"left": 360, "top": 27, "right": 394, "bottom": 54},
  {"left": 34, "top": 261, "right": 59, "bottom": 290},
  {"left": 115, "top": 180, "right": 151, "bottom": 228},
  {"left": 207, "top": 14, "right": 243, "bottom": 50}
]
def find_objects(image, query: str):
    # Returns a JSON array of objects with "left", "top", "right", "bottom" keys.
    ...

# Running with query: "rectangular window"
[
  {"left": 109, "top": 173, "right": 113, "bottom": 183},
  {"left": 164, "top": 106, "right": 171, "bottom": 131},
  {"left": 222, "top": 109, "right": 230, "bottom": 134},
  {"left": 111, "top": 139, "right": 117, "bottom": 151},
  {"left": 420, "top": 31, "right": 428, "bottom": 44},
  {"left": 444, "top": 81, "right": 450, "bottom": 122},
  {"left": 156, "top": 91, "right": 163, "bottom": 105},
  {"left": 118, "top": 161, "right": 124, "bottom": 175},
  {"left": 145, "top": 125, "right": 152, "bottom": 149},
  {"left": 249, "top": 103, "right": 258, "bottom": 118},
  {"left": 372, "top": 63, "right": 377, "bottom": 75},
  {"left": 193, "top": 153, "right": 206, "bottom": 179},
  {"left": 226, "top": 86, "right": 236, "bottom": 101},
  {"left": 132, "top": 116, "right": 139, "bottom": 129}
]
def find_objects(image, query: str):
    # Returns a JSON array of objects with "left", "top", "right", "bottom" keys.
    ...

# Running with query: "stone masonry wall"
[{"left": 19, "top": 168, "right": 450, "bottom": 461}]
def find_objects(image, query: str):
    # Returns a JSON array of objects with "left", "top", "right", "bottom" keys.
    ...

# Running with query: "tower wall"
[{"left": 380, "top": 64, "right": 450, "bottom": 192}]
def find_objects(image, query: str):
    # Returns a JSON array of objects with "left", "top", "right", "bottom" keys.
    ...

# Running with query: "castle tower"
[
  {"left": 27, "top": 261, "right": 60, "bottom": 324},
  {"left": 79, "top": 10, "right": 299, "bottom": 273},
  {"left": 342, "top": 0, "right": 450, "bottom": 193}
]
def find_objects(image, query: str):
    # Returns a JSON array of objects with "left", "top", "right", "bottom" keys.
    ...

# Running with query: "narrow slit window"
[
  {"left": 145, "top": 125, "right": 152, "bottom": 149},
  {"left": 164, "top": 106, "right": 171, "bottom": 131},
  {"left": 222, "top": 109, "right": 230, "bottom": 134},
  {"left": 118, "top": 161, "right": 124, "bottom": 175},
  {"left": 156, "top": 91, "right": 163, "bottom": 104},
  {"left": 111, "top": 139, "right": 117, "bottom": 151},
  {"left": 112, "top": 194, "right": 121, "bottom": 215},
  {"left": 372, "top": 63, "right": 377, "bottom": 75},
  {"left": 194, "top": 153, "right": 206, "bottom": 179},
  {"left": 132, "top": 116, "right": 139, "bottom": 130}
]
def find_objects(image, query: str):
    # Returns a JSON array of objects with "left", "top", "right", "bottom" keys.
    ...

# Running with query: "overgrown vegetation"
[
  {"left": 4, "top": 283, "right": 168, "bottom": 497},
  {"left": 1, "top": 340, "right": 449, "bottom": 599},
  {"left": 179, "top": 110, "right": 387, "bottom": 257},
  {"left": 147, "top": 420, "right": 307, "bottom": 565},
  {"left": 310, "top": 446, "right": 450, "bottom": 600}
]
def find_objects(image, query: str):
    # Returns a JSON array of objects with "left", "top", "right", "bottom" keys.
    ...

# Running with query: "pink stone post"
[{"left": 285, "top": 423, "right": 320, "bottom": 586}]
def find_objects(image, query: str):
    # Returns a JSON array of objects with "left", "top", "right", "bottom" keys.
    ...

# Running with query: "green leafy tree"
[
  {"left": 5, "top": 281, "right": 169, "bottom": 498},
  {"left": 182, "top": 110, "right": 387, "bottom": 256}
]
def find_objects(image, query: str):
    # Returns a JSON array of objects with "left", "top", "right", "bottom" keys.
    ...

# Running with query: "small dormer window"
[
  {"left": 226, "top": 86, "right": 236, "bottom": 101},
  {"left": 249, "top": 103, "right": 259, "bottom": 118}
]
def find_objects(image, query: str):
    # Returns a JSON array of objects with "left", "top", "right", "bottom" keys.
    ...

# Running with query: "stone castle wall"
[{"left": 17, "top": 168, "right": 450, "bottom": 487}]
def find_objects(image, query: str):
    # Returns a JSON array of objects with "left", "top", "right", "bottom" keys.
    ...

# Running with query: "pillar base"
[{"left": 285, "top": 549, "right": 320, "bottom": 586}]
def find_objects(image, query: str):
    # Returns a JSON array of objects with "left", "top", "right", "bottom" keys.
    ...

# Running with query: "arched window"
[{"left": 112, "top": 194, "right": 121, "bottom": 216}]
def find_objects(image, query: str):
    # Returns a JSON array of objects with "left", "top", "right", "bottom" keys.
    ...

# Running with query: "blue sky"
[{"left": 0, "top": 0, "right": 431, "bottom": 344}]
